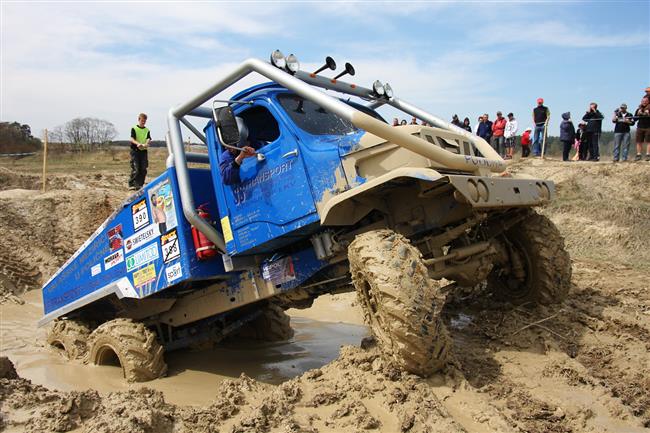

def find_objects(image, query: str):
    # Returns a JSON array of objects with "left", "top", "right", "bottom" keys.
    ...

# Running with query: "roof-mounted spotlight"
[
  {"left": 285, "top": 54, "right": 300, "bottom": 74},
  {"left": 372, "top": 80, "right": 385, "bottom": 97},
  {"left": 333, "top": 62, "right": 355, "bottom": 81},
  {"left": 312, "top": 56, "right": 337, "bottom": 75},
  {"left": 383, "top": 83, "right": 394, "bottom": 99},
  {"left": 270, "top": 50, "right": 286, "bottom": 69}
]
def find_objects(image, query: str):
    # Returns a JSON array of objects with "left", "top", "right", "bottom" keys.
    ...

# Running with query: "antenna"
[
  {"left": 313, "top": 56, "right": 337, "bottom": 75},
  {"left": 333, "top": 62, "right": 355, "bottom": 80}
]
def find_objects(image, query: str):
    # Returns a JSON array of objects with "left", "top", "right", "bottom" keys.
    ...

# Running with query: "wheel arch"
[{"left": 318, "top": 167, "right": 444, "bottom": 226}]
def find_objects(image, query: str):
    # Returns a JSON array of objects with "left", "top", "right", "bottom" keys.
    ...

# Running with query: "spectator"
[
  {"left": 129, "top": 113, "right": 151, "bottom": 190},
  {"left": 612, "top": 103, "right": 634, "bottom": 162},
  {"left": 576, "top": 122, "right": 588, "bottom": 160},
  {"left": 451, "top": 114, "right": 461, "bottom": 127},
  {"left": 392, "top": 117, "right": 399, "bottom": 127},
  {"left": 462, "top": 117, "right": 472, "bottom": 133},
  {"left": 400, "top": 119, "right": 407, "bottom": 126},
  {"left": 477, "top": 113, "right": 492, "bottom": 144},
  {"left": 571, "top": 131, "right": 581, "bottom": 161},
  {"left": 410, "top": 117, "right": 418, "bottom": 125},
  {"left": 559, "top": 112, "right": 576, "bottom": 162},
  {"left": 504, "top": 112, "right": 518, "bottom": 160},
  {"left": 532, "top": 98, "right": 550, "bottom": 156},
  {"left": 634, "top": 95, "right": 650, "bottom": 161},
  {"left": 520, "top": 127, "right": 532, "bottom": 157},
  {"left": 582, "top": 102, "right": 604, "bottom": 161},
  {"left": 491, "top": 111, "right": 507, "bottom": 157}
]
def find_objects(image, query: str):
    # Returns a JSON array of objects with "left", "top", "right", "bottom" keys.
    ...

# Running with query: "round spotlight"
[
  {"left": 286, "top": 54, "right": 300, "bottom": 74},
  {"left": 372, "top": 80, "right": 385, "bottom": 96},
  {"left": 383, "top": 83, "right": 394, "bottom": 99},
  {"left": 270, "top": 50, "right": 286, "bottom": 69}
]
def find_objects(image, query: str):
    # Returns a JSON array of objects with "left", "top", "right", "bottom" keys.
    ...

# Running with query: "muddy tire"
[
  {"left": 88, "top": 318, "right": 166, "bottom": 382},
  {"left": 348, "top": 229, "right": 449, "bottom": 377},
  {"left": 236, "top": 304, "right": 294, "bottom": 342},
  {"left": 489, "top": 210, "right": 571, "bottom": 305},
  {"left": 47, "top": 319, "right": 91, "bottom": 360}
]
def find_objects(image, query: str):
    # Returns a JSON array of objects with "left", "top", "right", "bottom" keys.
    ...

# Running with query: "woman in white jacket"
[{"left": 504, "top": 112, "right": 518, "bottom": 160}]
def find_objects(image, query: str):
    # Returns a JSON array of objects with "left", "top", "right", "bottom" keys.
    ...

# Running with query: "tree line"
[{"left": 0, "top": 122, "right": 42, "bottom": 154}]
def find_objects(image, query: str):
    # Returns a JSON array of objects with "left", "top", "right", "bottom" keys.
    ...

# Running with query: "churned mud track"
[
  {"left": 1, "top": 159, "right": 649, "bottom": 432},
  {"left": 442, "top": 260, "right": 650, "bottom": 432}
]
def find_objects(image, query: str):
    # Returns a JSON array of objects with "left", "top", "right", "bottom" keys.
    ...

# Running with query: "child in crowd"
[
  {"left": 520, "top": 127, "right": 532, "bottom": 157},
  {"left": 560, "top": 112, "right": 576, "bottom": 161}
]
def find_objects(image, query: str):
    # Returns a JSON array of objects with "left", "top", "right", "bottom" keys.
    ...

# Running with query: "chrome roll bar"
[{"left": 166, "top": 57, "right": 505, "bottom": 254}]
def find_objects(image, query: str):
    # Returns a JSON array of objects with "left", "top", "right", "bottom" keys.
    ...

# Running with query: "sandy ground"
[{"left": 1, "top": 155, "right": 649, "bottom": 432}]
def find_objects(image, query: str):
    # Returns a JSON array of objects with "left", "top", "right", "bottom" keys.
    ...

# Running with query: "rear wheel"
[
  {"left": 88, "top": 318, "right": 166, "bottom": 382},
  {"left": 235, "top": 304, "right": 294, "bottom": 342},
  {"left": 47, "top": 319, "right": 91, "bottom": 360},
  {"left": 489, "top": 210, "right": 571, "bottom": 305},
  {"left": 348, "top": 229, "right": 449, "bottom": 377}
]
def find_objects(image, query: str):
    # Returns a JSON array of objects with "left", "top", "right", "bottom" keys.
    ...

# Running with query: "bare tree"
[{"left": 60, "top": 117, "right": 118, "bottom": 151}]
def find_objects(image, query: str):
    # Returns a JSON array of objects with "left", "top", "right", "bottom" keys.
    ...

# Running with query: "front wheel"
[
  {"left": 488, "top": 211, "right": 571, "bottom": 305},
  {"left": 348, "top": 229, "right": 449, "bottom": 377}
]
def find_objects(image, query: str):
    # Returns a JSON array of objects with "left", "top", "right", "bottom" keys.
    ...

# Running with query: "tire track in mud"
[{"left": 443, "top": 260, "right": 650, "bottom": 432}]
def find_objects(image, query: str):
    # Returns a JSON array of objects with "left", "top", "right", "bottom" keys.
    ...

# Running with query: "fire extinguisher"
[{"left": 192, "top": 204, "right": 218, "bottom": 260}]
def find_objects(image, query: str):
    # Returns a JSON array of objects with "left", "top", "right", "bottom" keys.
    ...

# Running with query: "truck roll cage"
[{"left": 166, "top": 55, "right": 506, "bottom": 256}]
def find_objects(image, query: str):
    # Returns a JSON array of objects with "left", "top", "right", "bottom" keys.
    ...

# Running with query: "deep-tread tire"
[
  {"left": 489, "top": 210, "right": 571, "bottom": 305},
  {"left": 88, "top": 318, "right": 167, "bottom": 382},
  {"left": 47, "top": 319, "right": 91, "bottom": 360},
  {"left": 236, "top": 304, "right": 294, "bottom": 341},
  {"left": 348, "top": 229, "right": 450, "bottom": 377}
]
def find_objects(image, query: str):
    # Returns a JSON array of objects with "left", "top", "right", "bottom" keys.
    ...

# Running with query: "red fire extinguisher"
[{"left": 192, "top": 204, "right": 218, "bottom": 260}]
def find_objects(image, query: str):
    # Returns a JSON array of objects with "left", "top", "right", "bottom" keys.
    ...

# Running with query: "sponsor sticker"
[
  {"left": 126, "top": 243, "right": 159, "bottom": 272},
  {"left": 103, "top": 249, "right": 124, "bottom": 271},
  {"left": 132, "top": 199, "right": 150, "bottom": 232},
  {"left": 261, "top": 256, "right": 295, "bottom": 285},
  {"left": 91, "top": 263, "right": 101, "bottom": 277},
  {"left": 132, "top": 263, "right": 156, "bottom": 288},
  {"left": 107, "top": 224, "right": 123, "bottom": 252},
  {"left": 221, "top": 216, "right": 233, "bottom": 243},
  {"left": 165, "top": 262, "right": 183, "bottom": 284},
  {"left": 124, "top": 224, "right": 160, "bottom": 253},
  {"left": 161, "top": 229, "right": 181, "bottom": 264}
]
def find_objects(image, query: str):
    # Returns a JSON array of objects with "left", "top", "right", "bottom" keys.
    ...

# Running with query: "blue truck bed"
[{"left": 40, "top": 167, "right": 226, "bottom": 326}]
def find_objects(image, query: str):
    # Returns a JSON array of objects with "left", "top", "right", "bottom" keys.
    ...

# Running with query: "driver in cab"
[{"left": 219, "top": 118, "right": 263, "bottom": 185}]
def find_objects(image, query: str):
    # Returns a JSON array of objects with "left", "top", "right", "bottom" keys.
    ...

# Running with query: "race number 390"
[{"left": 132, "top": 199, "right": 150, "bottom": 232}]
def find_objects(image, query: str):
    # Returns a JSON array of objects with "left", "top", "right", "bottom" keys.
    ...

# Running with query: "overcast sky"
[{"left": 2, "top": 1, "right": 648, "bottom": 139}]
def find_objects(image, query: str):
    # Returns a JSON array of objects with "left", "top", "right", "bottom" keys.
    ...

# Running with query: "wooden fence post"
[{"left": 42, "top": 129, "right": 48, "bottom": 192}]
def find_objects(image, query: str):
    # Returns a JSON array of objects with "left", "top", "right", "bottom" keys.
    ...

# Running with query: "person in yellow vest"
[{"left": 129, "top": 113, "right": 151, "bottom": 190}]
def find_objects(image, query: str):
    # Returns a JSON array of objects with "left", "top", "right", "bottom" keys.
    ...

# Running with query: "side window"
[{"left": 238, "top": 105, "right": 280, "bottom": 150}]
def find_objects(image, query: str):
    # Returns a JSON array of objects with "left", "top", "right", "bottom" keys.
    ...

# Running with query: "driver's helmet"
[{"left": 235, "top": 117, "right": 249, "bottom": 147}]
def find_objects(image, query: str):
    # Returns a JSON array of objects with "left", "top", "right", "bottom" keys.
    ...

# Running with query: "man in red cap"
[{"left": 532, "top": 98, "right": 550, "bottom": 156}]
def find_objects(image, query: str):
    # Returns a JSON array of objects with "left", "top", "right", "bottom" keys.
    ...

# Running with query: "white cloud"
[{"left": 477, "top": 20, "right": 648, "bottom": 48}]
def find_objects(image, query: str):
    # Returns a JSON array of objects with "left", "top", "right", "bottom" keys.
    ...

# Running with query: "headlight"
[
  {"left": 286, "top": 54, "right": 300, "bottom": 74},
  {"left": 372, "top": 80, "right": 385, "bottom": 96},
  {"left": 270, "top": 50, "right": 286, "bottom": 69},
  {"left": 383, "top": 83, "right": 394, "bottom": 99}
]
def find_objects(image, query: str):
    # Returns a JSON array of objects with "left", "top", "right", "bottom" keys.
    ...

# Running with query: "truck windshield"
[{"left": 277, "top": 93, "right": 386, "bottom": 136}]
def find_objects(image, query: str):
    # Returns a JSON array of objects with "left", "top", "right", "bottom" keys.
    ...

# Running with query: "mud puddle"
[{"left": 1, "top": 290, "right": 369, "bottom": 406}]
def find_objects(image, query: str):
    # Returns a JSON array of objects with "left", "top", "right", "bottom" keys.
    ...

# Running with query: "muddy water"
[{"left": 0, "top": 290, "right": 369, "bottom": 406}]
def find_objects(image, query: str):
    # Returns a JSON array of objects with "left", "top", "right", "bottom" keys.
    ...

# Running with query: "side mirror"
[{"left": 214, "top": 107, "right": 240, "bottom": 147}]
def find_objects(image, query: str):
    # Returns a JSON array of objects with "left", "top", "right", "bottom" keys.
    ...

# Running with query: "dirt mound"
[
  {"left": 509, "top": 159, "right": 650, "bottom": 270},
  {"left": 0, "top": 167, "right": 126, "bottom": 303},
  {"left": 0, "top": 348, "right": 465, "bottom": 433}
]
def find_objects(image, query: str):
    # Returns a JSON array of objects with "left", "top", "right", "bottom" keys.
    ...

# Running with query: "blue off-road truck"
[{"left": 41, "top": 52, "right": 571, "bottom": 381}]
